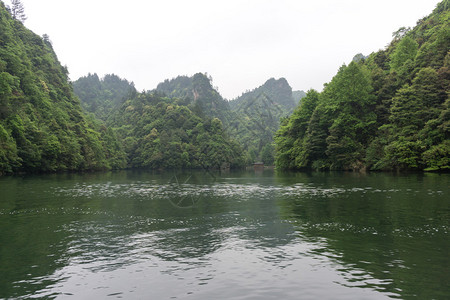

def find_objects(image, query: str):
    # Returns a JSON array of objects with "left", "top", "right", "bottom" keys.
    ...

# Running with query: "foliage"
[
  {"left": 0, "top": 2, "right": 125, "bottom": 174},
  {"left": 156, "top": 74, "right": 301, "bottom": 165},
  {"left": 389, "top": 36, "right": 418, "bottom": 72},
  {"left": 275, "top": 90, "right": 320, "bottom": 169},
  {"left": 107, "top": 92, "right": 245, "bottom": 169},
  {"left": 228, "top": 78, "right": 297, "bottom": 164},
  {"left": 73, "top": 73, "right": 136, "bottom": 121},
  {"left": 275, "top": 1, "right": 450, "bottom": 171},
  {"left": 156, "top": 73, "right": 231, "bottom": 123}
]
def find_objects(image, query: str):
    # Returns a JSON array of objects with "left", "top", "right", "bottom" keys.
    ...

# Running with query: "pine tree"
[{"left": 10, "top": 0, "right": 27, "bottom": 23}]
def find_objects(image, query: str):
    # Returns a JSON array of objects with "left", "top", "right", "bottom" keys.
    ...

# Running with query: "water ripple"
[{"left": 50, "top": 181, "right": 410, "bottom": 202}]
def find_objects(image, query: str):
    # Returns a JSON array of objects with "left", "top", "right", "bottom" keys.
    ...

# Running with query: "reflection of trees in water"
[
  {"left": 7, "top": 171, "right": 446, "bottom": 299},
  {"left": 276, "top": 173, "right": 450, "bottom": 299},
  {"left": 2, "top": 170, "right": 299, "bottom": 299},
  {"left": 128, "top": 169, "right": 296, "bottom": 260},
  {"left": 0, "top": 174, "right": 92, "bottom": 299}
]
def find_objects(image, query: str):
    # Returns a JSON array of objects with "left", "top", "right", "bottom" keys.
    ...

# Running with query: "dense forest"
[
  {"left": 107, "top": 90, "right": 245, "bottom": 170},
  {"left": 275, "top": 0, "right": 449, "bottom": 171},
  {"left": 73, "top": 73, "right": 136, "bottom": 121},
  {"left": 0, "top": 1, "right": 126, "bottom": 175},
  {"left": 1, "top": 0, "right": 448, "bottom": 175},
  {"left": 155, "top": 73, "right": 232, "bottom": 124},
  {"left": 74, "top": 73, "right": 246, "bottom": 170},
  {"left": 76, "top": 73, "right": 305, "bottom": 166},
  {"left": 227, "top": 78, "right": 304, "bottom": 164},
  {"left": 157, "top": 74, "right": 306, "bottom": 164}
]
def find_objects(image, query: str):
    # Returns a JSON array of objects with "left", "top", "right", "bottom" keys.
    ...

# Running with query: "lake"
[{"left": 0, "top": 170, "right": 448, "bottom": 299}]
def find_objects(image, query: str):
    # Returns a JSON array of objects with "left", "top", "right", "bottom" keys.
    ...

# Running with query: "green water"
[{"left": 0, "top": 170, "right": 448, "bottom": 299}]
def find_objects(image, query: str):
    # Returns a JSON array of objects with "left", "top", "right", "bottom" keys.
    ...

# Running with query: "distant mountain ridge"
[
  {"left": 75, "top": 72, "right": 306, "bottom": 165},
  {"left": 155, "top": 73, "right": 231, "bottom": 123},
  {"left": 155, "top": 74, "right": 306, "bottom": 164},
  {"left": 292, "top": 90, "right": 307, "bottom": 105},
  {"left": 229, "top": 77, "right": 295, "bottom": 111},
  {"left": 225, "top": 77, "right": 303, "bottom": 164},
  {"left": 73, "top": 73, "right": 136, "bottom": 121}
]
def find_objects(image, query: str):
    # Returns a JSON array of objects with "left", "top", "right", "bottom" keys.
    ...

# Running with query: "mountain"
[
  {"left": 73, "top": 73, "right": 136, "bottom": 121},
  {"left": 155, "top": 73, "right": 232, "bottom": 123},
  {"left": 227, "top": 78, "right": 297, "bottom": 164},
  {"left": 106, "top": 91, "right": 245, "bottom": 169},
  {"left": 275, "top": 0, "right": 450, "bottom": 172},
  {"left": 73, "top": 72, "right": 246, "bottom": 169},
  {"left": 229, "top": 77, "right": 295, "bottom": 111},
  {"left": 292, "top": 90, "right": 307, "bottom": 105},
  {"left": 0, "top": 2, "right": 126, "bottom": 174},
  {"left": 154, "top": 75, "right": 306, "bottom": 165}
]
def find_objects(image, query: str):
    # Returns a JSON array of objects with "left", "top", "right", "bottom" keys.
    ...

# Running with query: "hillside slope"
[
  {"left": 73, "top": 73, "right": 136, "bottom": 121},
  {"left": 106, "top": 91, "right": 245, "bottom": 169},
  {"left": 228, "top": 78, "right": 298, "bottom": 164},
  {"left": 275, "top": 0, "right": 449, "bottom": 171},
  {"left": 156, "top": 73, "right": 232, "bottom": 123},
  {"left": 0, "top": 2, "right": 126, "bottom": 174}
]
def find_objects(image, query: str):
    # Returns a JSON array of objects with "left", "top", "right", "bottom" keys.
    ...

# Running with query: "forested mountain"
[
  {"left": 77, "top": 72, "right": 307, "bottom": 166},
  {"left": 73, "top": 72, "right": 245, "bottom": 169},
  {"left": 155, "top": 75, "right": 303, "bottom": 165},
  {"left": 229, "top": 78, "right": 295, "bottom": 111},
  {"left": 276, "top": 0, "right": 450, "bottom": 171},
  {"left": 292, "top": 90, "right": 306, "bottom": 105},
  {"left": 4, "top": 0, "right": 446, "bottom": 174},
  {"left": 156, "top": 73, "right": 232, "bottom": 123},
  {"left": 227, "top": 78, "right": 298, "bottom": 164},
  {"left": 0, "top": 2, "right": 126, "bottom": 174},
  {"left": 106, "top": 92, "right": 245, "bottom": 169},
  {"left": 73, "top": 73, "right": 135, "bottom": 121}
]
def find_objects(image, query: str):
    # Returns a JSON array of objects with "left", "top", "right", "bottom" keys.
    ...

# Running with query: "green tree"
[
  {"left": 275, "top": 90, "right": 320, "bottom": 169},
  {"left": 320, "top": 62, "right": 376, "bottom": 169},
  {"left": 261, "top": 144, "right": 274, "bottom": 165},
  {"left": 297, "top": 104, "right": 330, "bottom": 169},
  {"left": 390, "top": 36, "right": 418, "bottom": 72}
]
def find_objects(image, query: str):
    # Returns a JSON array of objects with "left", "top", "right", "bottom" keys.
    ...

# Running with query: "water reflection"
[
  {"left": 276, "top": 171, "right": 450, "bottom": 299},
  {"left": 0, "top": 170, "right": 448, "bottom": 299}
]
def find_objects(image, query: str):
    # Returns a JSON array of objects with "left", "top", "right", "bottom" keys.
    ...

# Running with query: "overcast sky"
[{"left": 12, "top": 0, "right": 441, "bottom": 99}]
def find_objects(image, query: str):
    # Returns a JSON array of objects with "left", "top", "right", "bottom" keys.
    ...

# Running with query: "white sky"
[{"left": 10, "top": 0, "right": 442, "bottom": 99}]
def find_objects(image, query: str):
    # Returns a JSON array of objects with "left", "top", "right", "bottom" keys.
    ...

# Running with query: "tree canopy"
[
  {"left": 0, "top": 2, "right": 125, "bottom": 174},
  {"left": 275, "top": 0, "right": 450, "bottom": 172}
]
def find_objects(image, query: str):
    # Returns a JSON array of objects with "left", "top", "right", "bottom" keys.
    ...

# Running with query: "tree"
[
  {"left": 392, "top": 27, "right": 411, "bottom": 40},
  {"left": 274, "top": 90, "right": 320, "bottom": 169},
  {"left": 9, "top": 0, "right": 27, "bottom": 23},
  {"left": 261, "top": 143, "right": 274, "bottom": 165},
  {"left": 390, "top": 36, "right": 418, "bottom": 71},
  {"left": 320, "top": 62, "right": 376, "bottom": 169}
]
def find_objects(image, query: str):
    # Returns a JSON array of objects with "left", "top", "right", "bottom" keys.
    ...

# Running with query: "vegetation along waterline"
[
  {"left": 275, "top": 1, "right": 450, "bottom": 172},
  {"left": 0, "top": 0, "right": 449, "bottom": 175}
]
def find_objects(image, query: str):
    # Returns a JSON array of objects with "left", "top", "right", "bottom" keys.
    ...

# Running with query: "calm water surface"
[{"left": 0, "top": 170, "right": 448, "bottom": 299}]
